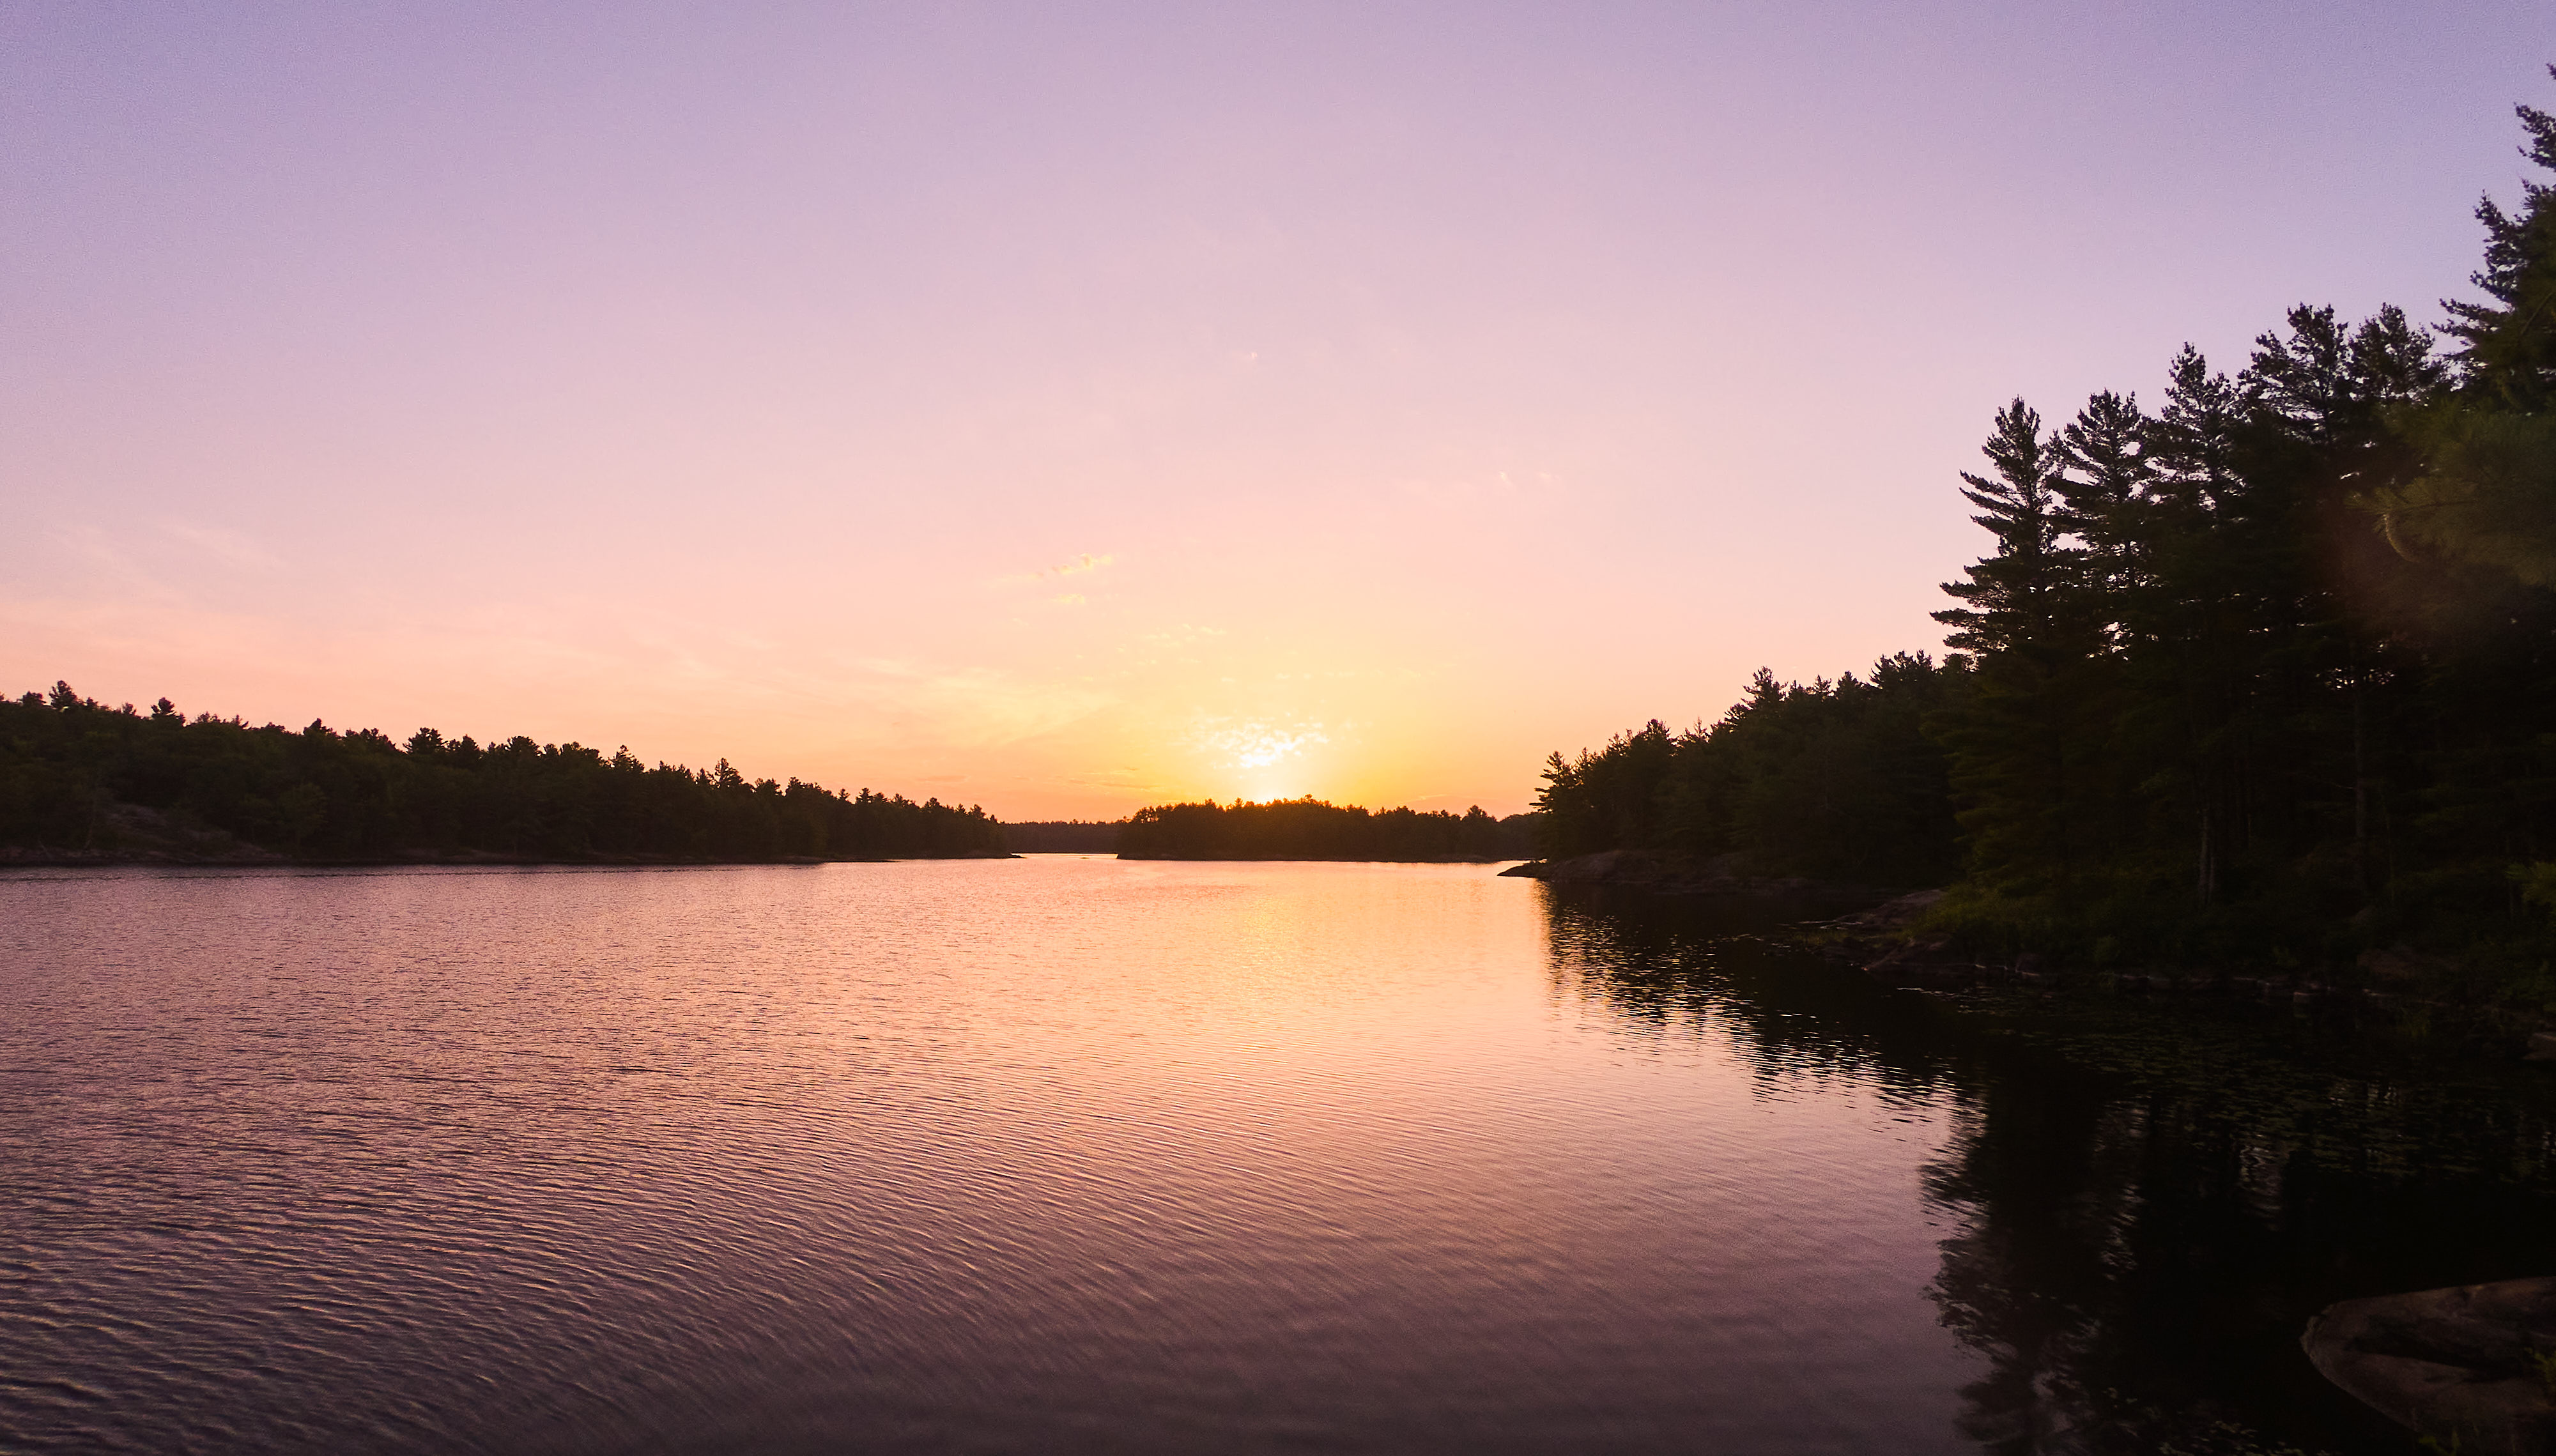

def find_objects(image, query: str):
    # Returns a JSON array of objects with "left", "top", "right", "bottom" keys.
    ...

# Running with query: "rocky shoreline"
[
  {"left": 1506, "top": 850, "right": 2556, "bottom": 1060},
  {"left": 1496, "top": 848, "right": 1892, "bottom": 903},
  {"left": 1819, "top": 899, "right": 2556, "bottom": 1061}
]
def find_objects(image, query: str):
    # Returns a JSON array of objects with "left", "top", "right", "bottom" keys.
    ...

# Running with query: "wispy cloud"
[
  {"left": 837, "top": 657, "right": 1117, "bottom": 749},
  {"left": 996, "top": 551, "right": 1117, "bottom": 587},
  {"left": 158, "top": 521, "right": 281, "bottom": 572}
]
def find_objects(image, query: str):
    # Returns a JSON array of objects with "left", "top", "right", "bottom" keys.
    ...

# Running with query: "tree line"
[
  {"left": 1534, "top": 652, "right": 1966, "bottom": 889},
  {"left": 1536, "top": 78, "right": 2556, "bottom": 980},
  {"left": 1002, "top": 820, "right": 1124, "bottom": 853},
  {"left": 1118, "top": 797, "right": 1536, "bottom": 861},
  {"left": 0, "top": 684, "right": 1006, "bottom": 862}
]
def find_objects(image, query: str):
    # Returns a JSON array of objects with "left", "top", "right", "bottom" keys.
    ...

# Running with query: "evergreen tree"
[
  {"left": 2053, "top": 390, "right": 2155, "bottom": 600},
  {"left": 1934, "top": 401, "right": 2078, "bottom": 656},
  {"left": 1932, "top": 402, "right": 2118, "bottom": 905},
  {"left": 2444, "top": 69, "right": 2556, "bottom": 410},
  {"left": 2371, "top": 75, "right": 2556, "bottom": 588}
]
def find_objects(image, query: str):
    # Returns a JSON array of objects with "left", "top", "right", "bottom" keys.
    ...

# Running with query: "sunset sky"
[{"left": 7, "top": 2, "right": 2552, "bottom": 818}]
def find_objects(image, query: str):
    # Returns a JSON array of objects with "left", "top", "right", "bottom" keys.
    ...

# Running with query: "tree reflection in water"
[{"left": 1540, "top": 885, "right": 2556, "bottom": 1455}]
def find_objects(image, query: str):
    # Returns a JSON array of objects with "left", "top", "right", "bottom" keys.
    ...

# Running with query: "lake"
[{"left": 3, "top": 859, "right": 2550, "bottom": 1453}]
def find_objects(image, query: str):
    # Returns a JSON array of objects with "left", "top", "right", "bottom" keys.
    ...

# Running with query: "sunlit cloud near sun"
[{"left": 1204, "top": 720, "right": 1330, "bottom": 772}]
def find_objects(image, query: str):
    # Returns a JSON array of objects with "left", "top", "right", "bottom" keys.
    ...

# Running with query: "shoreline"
[
  {"left": 0, "top": 847, "right": 1020, "bottom": 870},
  {"left": 1498, "top": 848, "right": 1895, "bottom": 905},
  {"left": 1514, "top": 850, "right": 2556, "bottom": 1059},
  {"left": 1116, "top": 854, "right": 1514, "bottom": 864}
]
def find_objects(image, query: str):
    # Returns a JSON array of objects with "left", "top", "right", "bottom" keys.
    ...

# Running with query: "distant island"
[
  {"left": 1003, "top": 801, "right": 1541, "bottom": 860},
  {"left": 1114, "top": 797, "right": 1534, "bottom": 861},
  {"left": 1001, "top": 819, "right": 1125, "bottom": 854},
  {"left": 0, "top": 684, "right": 1008, "bottom": 866}
]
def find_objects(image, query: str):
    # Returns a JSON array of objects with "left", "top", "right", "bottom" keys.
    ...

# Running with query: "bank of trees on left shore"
[{"left": 0, "top": 684, "right": 1006, "bottom": 862}]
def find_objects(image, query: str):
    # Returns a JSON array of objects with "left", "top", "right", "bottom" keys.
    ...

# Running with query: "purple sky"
[{"left": 6, "top": 2, "right": 2551, "bottom": 816}]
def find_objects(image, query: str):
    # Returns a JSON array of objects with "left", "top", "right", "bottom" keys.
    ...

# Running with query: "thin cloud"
[
  {"left": 994, "top": 552, "right": 1117, "bottom": 588},
  {"left": 158, "top": 521, "right": 281, "bottom": 572}
]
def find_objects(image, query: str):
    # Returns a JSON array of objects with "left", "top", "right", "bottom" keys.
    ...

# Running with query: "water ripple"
[{"left": 1, "top": 861, "right": 1969, "bottom": 1454}]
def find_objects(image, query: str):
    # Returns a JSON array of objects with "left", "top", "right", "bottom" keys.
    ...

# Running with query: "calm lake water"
[{"left": 4, "top": 859, "right": 2552, "bottom": 1453}]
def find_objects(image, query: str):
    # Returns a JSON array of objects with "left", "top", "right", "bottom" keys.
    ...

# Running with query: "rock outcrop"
[
  {"left": 2304, "top": 1277, "right": 2556, "bottom": 1455},
  {"left": 1497, "top": 850, "right": 1889, "bottom": 905}
]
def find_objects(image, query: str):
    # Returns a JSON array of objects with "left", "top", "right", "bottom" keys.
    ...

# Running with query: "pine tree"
[
  {"left": 2053, "top": 391, "right": 2155, "bottom": 602},
  {"left": 2444, "top": 67, "right": 2556, "bottom": 409},
  {"left": 2375, "top": 73, "right": 2556, "bottom": 587},
  {"left": 1933, "top": 402, "right": 2119, "bottom": 907},
  {"left": 1934, "top": 401, "right": 2081, "bottom": 655},
  {"left": 2110, "top": 348, "right": 2261, "bottom": 906}
]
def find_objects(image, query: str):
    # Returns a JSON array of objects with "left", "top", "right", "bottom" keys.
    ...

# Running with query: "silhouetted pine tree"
[{"left": 1931, "top": 401, "right": 2120, "bottom": 907}]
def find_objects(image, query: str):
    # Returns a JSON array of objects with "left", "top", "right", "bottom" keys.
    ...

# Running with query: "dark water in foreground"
[{"left": 3, "top": 861, "right": 2552, "bottom": 1453}]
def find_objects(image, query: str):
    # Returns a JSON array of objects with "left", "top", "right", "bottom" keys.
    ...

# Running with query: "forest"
[
  {"left": 1534, "top": 80, "right": 2556, "bottom": 983},
  {"left": 0, "top": 685, "right": 1007, "bottom": 862},
  {"left": 1118, "top": 797, "right": 1535, "bottom": 861},
  {"left": 1002, "top": 820, "right": 1124, "bottom": 854}
]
